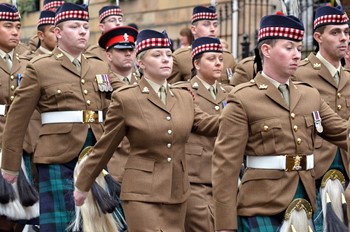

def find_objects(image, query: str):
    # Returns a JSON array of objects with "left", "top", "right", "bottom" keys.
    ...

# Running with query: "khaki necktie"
[
  {"left": 123, "top": 77, "right": 130, "bottom": 84},
  {"left": 334, "top": 71, "right": 340, "bottom": 86},
  {"left": 159, "top": 85, "right": 167, "bottom": 105},
  {"left": 4, "top": 54, "right": 12, "bottom": 71},
  {"left": 278, "top": 84, "right": 289, "bottom": 106},
  {"left": 73, "top": 58, "right": 81, "bottom": 74},
  {"left": 209, "top": 86, "right": 216, "bottom": 100}
]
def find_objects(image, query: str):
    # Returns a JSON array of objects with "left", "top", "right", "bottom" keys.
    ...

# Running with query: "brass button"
[
  {"left": 167, "top": 143, "right": 171, "bottom": 148},
  {"left": 337, "top": 105, "right": 342, "bottom": 110},
  {"left": 290, "top": 113, "right": 295, "bottom": 119},
  {"left": 166, "top": 116, "right": 171, "bottom": 121},
  {"left": 81, "top": 79, "right": 85, "bottom": 84},
  {"left": 10, "top": 75, "right": 14, "bottom": 80},
  {"left": 167, "top": 157, "right": 172, "bottom": 162},
  {"left": 168, "top": 130, "right": 172, "bottom": 135},
  {"left": 86, "top": 100, "right": 91, "bottom": 105},
  {"left": 263, "top": 125, "right": 269, "bottom": 131},
  {"left": 297, "top": 138, "right": 302, "bottom": 144},
  {"left": 10, "top": 96, "right": 14, "bottom": 101},
  {"left": 293, "top": 125, "right": 298, "bottom": 132},
  {"left": 337, "top": 93, "right": 341, "bottom": 98},
  {"left": 10, "top": 85, "right": 15, "bottom": 90},
  {"left": 83, "top": 89, "right": 88, "bottom": 95},
  {"left": 57, "top": 89, "right": 61, "bottom": 94}
]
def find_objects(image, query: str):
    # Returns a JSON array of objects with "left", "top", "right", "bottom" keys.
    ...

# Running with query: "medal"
[
  {"left": 17, "top": 74, "right": 22, "bottom": 87},
  {"left": 96, "top": 74, "right": 105, "bottom": 92},
  {"left": 226, "top": 68, "right": 233, "bottom": 80},
  {"left": 312, "top": 111, "right": 323, "bottom": 133}
]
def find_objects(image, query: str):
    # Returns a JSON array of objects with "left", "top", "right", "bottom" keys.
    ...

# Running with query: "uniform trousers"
[
  {"left": 36, "top": 129, "right": 95, "bottom": 232},
  {"left": 184, "top": 183, "right": 214, "bottom": 232},
  {"left": 123, "top": 200, "right": 187, "bottom": 232}
]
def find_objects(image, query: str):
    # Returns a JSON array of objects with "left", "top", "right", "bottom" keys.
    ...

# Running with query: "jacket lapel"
[
  {"left": 52, "top": 48, "right": 80, "bottom": 77},
  {"left": 308, "top": 53, "right": 338, "bottom": 88},
  {"left": 289, "top": 81, "right": 301, "bottom": 112},
  {"left": 11, "top": 53, "right": 21, "bottom": 74},
  {"left": 81, "top": 54, "right": 90, "bottom": 78},
  {"left": 139, "top": 78, "right": 168, "bottom": 112},
  {"left": 191, "top": 76, "right": 217, "bottom": 104}
]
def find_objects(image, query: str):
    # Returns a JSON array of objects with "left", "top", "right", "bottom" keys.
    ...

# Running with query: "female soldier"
[
  {"left": 176, "top": 37, "right": 232, "bottom": 232},
  {"left": 73, "top": 29, "right": 218, "bottom": 231}
]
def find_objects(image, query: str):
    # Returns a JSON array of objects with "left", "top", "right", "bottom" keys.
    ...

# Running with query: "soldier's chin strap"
[{"left": 253, "top": 47, "right": 262, "bottom": 77}]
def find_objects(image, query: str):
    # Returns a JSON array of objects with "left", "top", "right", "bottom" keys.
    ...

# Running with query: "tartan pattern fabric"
[
  {"left": 314, "top": 14, "right": 348, "bottom": 29},
  {"left": 38, "top": 17, "right": 55, "bottom": 27},
  {"left": 258, "top": 26, "right": 304, "bottom": 42},
  {"left": 135, "top": 38, "right": 170, "bottom": 55},
  {"left": 36, "top": 129, "right": 96, "bottom": 231},
  {"left": 55, "top": 10, "right": 89, "bottom": 25},
  {"left": 192, "top": 43, "right": 223, "bottom": 59},
  {"left": 99, "top": 8, "right": 123, "bottom": 22},
  {"left": 0, "top": 11, "right": 19, "bottom": 21},
  {"left": 43, "top": 1, "right": 64, "bottom": 10},
  {"left": 191, "top": 12, "right": 217, "bottom": 23}
]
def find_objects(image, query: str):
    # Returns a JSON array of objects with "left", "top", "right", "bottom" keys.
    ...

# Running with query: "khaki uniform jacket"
[
  {"left": 76, "top": 77, "right": 219, "bottom": 204},
  {"left": 107, "top": 70, "right": 140, "bottom": 182},
  {"left": 293, "top": 52, "right": 350, "bottom": 179},
  {"left": 1, "top": 47, "right": 111, "bottom": 172},
  {"left": 85, "top": 44, "right": 107, "bottom": 61},
  {"left": 213, "top": 74, "right": 348, "bottom": 230},
  {"left": 176, "top": 76, "right": 232, "bottom": 184},
  {"left": 230, "top": 56, "right": 256, "bottom": 86},
  {"left": 168, "top": 47, "right": 236, "bottom": 84}
]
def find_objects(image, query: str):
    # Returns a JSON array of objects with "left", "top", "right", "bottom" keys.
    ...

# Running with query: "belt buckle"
[
  {"left": 82, "top": 110, "right": 99, "bottom": 124},
  {"left": 285, "top": 154, "right": 306, "bottom": 171}
]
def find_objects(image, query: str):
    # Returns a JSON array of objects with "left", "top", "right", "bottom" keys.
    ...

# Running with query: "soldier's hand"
[
  {"left": 1, "top": 169, "right": 18, "bottom": 184},
  {"left": 74, "top": 189, "right": 88, "bottom": 206}
]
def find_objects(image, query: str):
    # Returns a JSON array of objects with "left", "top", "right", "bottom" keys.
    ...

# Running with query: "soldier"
[
  {"left": 293, "top": 5, "right": 350, "bottom": 231},
  {"left": 0, "top": 3, "right": 113, "bottom": 231},
  {"left": 212, "top": 13, "right": 348, "bottom": 231},
  {"left": 175, "top": 37, "right": 232, "bottom": 232},
  {"left": 98, "top": 26, "right": 139, "bottom": 182},
  {"left": 74, "top": 29, "right": 219, "bottom": 231},
  {"left": 230, "top": 56, "right": 257, "bottom": 86},
  {"left": 85, "top": 5, "right": 124, "bottom": 61},
  {"left": 168, "top": 5, "right": 236, "bottom": 85}
]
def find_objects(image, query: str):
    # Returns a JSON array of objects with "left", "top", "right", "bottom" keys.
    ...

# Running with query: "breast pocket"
[
  {"left": 122, "top": 157, "right": 155, "bottom": 195},
  {"left": 250, "top": 118, "right": 282, "bottom": 155},
  {"left": 44, "top": 84, "right": 74, "bottom": 109}
]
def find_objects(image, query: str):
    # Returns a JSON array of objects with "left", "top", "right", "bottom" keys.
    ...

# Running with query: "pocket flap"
[
  {"left": 125, "top": 157, "right": 155, "bottom": 172},
  {"left": 250, "top": 118, "right": 282, "bottom": 134},
  {"left": 185, "top": 143, "right": 203, "bottom": 156},
  {"left": 242, "top": 169, "right": 284, "bottom": 184},
  {"left": 40, "top": 123, "right": 73, "bottom": 135}
]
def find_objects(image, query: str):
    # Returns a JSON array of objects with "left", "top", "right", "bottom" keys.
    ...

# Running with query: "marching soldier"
[
  {"left": 174, "top": 37, "right": 232, "bottom": 232},
  {"left": 293, "top": 5, "right": 350, "bottom": 231},
  {"left": 0, "top": 3, "right": 113, "bottom": 231},
  {"left": 212, "top": 12, "right": 348, "bottom": 231},
  {"left": 74, "top": 29, "right": 219, "bottom": 231},
  {"left": 98, "top": 26, "right": 139, "bottom": 182},
  {"left": 85, "top": 5, "right": 124, "bottom": 61},
  {"left": 168, "top": 5, "right": 236, "bottom": 85}
]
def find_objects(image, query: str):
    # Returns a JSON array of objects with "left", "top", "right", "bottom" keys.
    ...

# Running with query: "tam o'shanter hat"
[
  {"left": 43, "top": 0, "right": 64, "bottom": 11},
  {"left": 191, "top": 5, "right": 217, "bottom": 24},
  {"left": 55, "top": 2, "right": 89, "bottom": 26},
  {"left": 257, "top": 13, "right": 305, "bottom": 43},
  {"left": 314, "top": 5, "right": 348, "bottom": 30},
  {"left": 135, "top": 29, "right": 171, "bottom": 56},
  {"left": 0, "top": 4, "right": 20, "bottom": 21},
  {"left": 99, "top": 5, "right": 123, "bottom": 23},
  {"left": 99, "top": 26, "right": 138, "bottom": 50},
  {"left": 37, "top": 10, "right": 55, "bottom": 28},
  {"left": 192, "top": 37, "right": 223, "bottom": 60}
]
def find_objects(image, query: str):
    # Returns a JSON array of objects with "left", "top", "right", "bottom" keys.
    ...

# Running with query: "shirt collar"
[
  {"left": 58, "top": 47, "right": 82, "bottom": 63},
  {"left": 261, "top": 71, "right": 289, "bottom": 88},
  {"left": 144, "top": 77, "right": 167, "bottom": 93},
  {"left": 0, "top": 49, "right": 14, "bottom": 61},
  {"left": 316, "top": 52, "right": 341, "bottom": 77},
  {"left": 196, "top": 76, "right": 217, "bottom": 91},
  {"left": 38, "top": 46, "right": 53, "bottom": 55}
]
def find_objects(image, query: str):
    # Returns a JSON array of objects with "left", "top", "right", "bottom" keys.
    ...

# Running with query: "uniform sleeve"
[
  {"left": 75, "top": 91, "right": 127, "bottom": 192},
  {"left": 230, "top": 60, "right": 254, "bottom": 86},
  {"left": 2, "top": 62, "right": 41, "bottom": 172},
  {"left": 212, "top": 93, "right": 248, "bottom": 230},
  {"left": 191, "top": 104, "right": 219, "bottom": 137}
]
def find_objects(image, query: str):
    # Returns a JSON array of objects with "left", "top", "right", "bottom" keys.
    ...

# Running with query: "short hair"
[{"left": 257, "top": 38, "right": 277, "bottom": 62}]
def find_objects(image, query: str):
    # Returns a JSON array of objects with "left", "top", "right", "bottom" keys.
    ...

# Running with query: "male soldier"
[
  {"left": 0, "top": 3, "right": 113, "bottom": 231},
  {"left": 293, "top": 6, "right": 350, "bottom": 231},
  {"left": 168, "top": 5, "right": 236, "bottom": 84},
  {"left": 0, "top": 4, "right": 36, "bottom": 232},
  {"left": 26, "top": 0, "right": 64, "bottom": 54},
  {"left": 85, "top": 5, "right": 124, "bottom": 61},
  {"left": 212, "top": 13, "right": 349, "bottom": 231},
  {"left": 230, "top": 56, "right": 257, "bottom": 86},
  {"left": 98, "top": 26, "right": 139, "bottom": 182},
  {"left": 175, "top": 37, "right": 232, "bottom": 232}
]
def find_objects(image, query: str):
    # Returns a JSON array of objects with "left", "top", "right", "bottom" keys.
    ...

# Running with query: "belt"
[
  {"left": 0, "top": 104, "right": 9, "bottom": 116},
  {"left": 246, "top": 154, "right": 314, "bottom": 171},
  {"left": 41, "top": 110, "right": 103, "bottom": 124}
]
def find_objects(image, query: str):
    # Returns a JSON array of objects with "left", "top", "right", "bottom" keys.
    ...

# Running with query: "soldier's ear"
[
  {"left": 98, "top": 23, "right": 105, "bottom": 33},
  {"left": 54, "top": 26, "right": 62, "bottom": 39},
  {"left": 314, "top": 32, "right": 322, "bottom": 44},
  {"left": 193, "top": 59, "right": 200, "bottom": 70},
  {"left": 260, "top": 43, "right": 271, "bottom": 58}
]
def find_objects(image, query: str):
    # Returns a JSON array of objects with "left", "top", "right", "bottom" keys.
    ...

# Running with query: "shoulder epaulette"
[
  {"left": 299, "top": 57, "right": 310, "bottom": 67},
  {"left": 116, "top": 83, "right": 138, "bottom": 92},
  {"left": 171, "top": 81, "right": 190, "bottom": 88},
  {"left": 83, "top": 53, "right": 101, "bottom": 60},
  {"left": 292, "top": 80, "right": 313, "bottom": 88},
  {"left": 232, "top": 81, "right": 255, "bottom": 93},
  {"left": 30, "top": 53, "right": 52, "bottom": 63}
]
